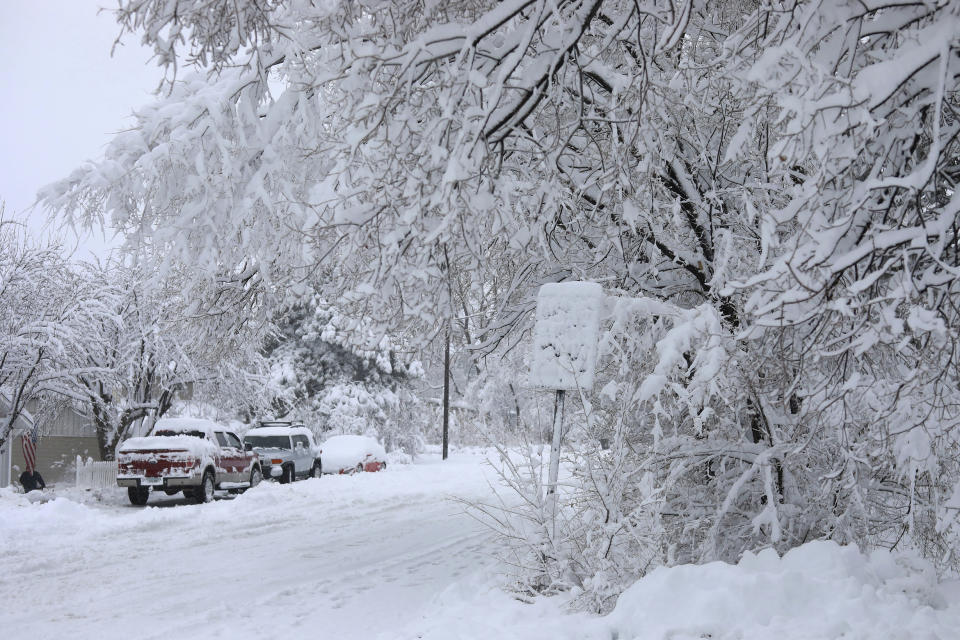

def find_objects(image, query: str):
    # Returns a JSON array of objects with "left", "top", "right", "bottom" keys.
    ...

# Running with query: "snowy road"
[{"left": 0, "top": 452, "right": 516, "bottom": 640}]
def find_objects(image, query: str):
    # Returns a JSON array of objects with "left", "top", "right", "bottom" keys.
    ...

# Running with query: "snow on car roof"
[
  {"left": 246, "top": 425, "right": 312, "bottom": 437},
  {"left": 322, "top": 435, "right": 385, "bottom": 454}
]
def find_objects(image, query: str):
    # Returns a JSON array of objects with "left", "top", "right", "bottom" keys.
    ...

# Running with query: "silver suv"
[{"left": 244, "top": 422, "right": 322, "bottom": 483}]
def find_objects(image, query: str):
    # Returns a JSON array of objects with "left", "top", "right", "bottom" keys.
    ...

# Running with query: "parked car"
[
  {"left": 244, "top": 422, "right": 322, "bottom": 483},
  {"left": 321, "top": 435, "right": 387, "bottom": 474},
  {"left": 117, "top": 417, "right": 262, "bottom": 505}
]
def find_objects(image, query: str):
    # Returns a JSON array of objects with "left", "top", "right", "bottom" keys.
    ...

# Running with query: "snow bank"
[
  {"left": 387, "top": 449, "right": 413, "bottom": 465},
  {"left": 0, "top": 486, "right": 31, "bottom": 507},
  {"left": 605, "top": 541, "right": 959, "bottom": 640},
  {"left": 403, "top": 540, "right": 960, "bottom": 640}
]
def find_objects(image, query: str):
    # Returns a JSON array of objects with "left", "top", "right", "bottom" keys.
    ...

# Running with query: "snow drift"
[
  {"left": 397, "top": 539, "right": 959, "bottom": 640},
  {"left": 604, "top": 541, "right": 959, "bottom": 640}
]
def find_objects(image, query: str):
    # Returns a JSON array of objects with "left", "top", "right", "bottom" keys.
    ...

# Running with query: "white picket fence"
[{"left": 75, "top": 456, "right": 118, "bottom": 489}]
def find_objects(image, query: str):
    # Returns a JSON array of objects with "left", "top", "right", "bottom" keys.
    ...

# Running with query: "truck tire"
[
  {"left": 194, "top": 471, "right": 215, "bottom": 504},
  {"left": 281, "top": 464, "right": 295, "bottom": 484},
  {"left": 311, "top": 462, "right": 322, "bottom": 479},
  {"left": 245, "top": 466, "right": 263, "bottom": 492},
  {"left": 127, "top": 486, "right": 150, "bottom": 506}
]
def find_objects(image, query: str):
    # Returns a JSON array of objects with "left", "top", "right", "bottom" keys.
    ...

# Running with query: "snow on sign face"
[{"left": 530, "top": 282, "right": 604, "bottom": 391}]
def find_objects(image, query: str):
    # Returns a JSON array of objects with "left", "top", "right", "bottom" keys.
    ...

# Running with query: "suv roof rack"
[{"left": 257, "top": 420, "right": 305, "bottom": 428}]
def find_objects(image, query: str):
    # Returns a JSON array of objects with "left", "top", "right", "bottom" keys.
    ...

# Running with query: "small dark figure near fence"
[{"left": 19, "top": 468, "right": 46, "bottom": 492}]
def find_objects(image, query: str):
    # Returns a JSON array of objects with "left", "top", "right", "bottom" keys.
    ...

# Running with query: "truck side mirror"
[{"left": 244, "top": 442, "right": 253, "bottom": 451}]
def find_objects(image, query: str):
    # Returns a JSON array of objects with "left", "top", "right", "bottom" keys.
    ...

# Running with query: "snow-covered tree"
[
  {"left": 68, "top": 257, "right": 269, "bottom": 459},
  {"left": 0, "top": 212, "right": 112, "bottom": 450},
  {"left": 264, "top": 294, "right": 425, "bottom": 452},
  {"left": 41, "top": 0, "right": 960, "bottom": 597}
]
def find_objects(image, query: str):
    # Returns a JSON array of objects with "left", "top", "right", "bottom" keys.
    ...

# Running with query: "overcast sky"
[{"left": 0, "top": 1, "right": 161, "bottom": 257}]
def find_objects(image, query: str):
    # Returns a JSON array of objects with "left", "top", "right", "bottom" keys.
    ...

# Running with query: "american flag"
[{"left": 20, "top": 427, "right": 39, "bottom": 474}]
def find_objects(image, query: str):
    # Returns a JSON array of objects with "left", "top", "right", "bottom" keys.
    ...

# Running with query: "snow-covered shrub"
[
  {"left": 480, "top": 300, "right": 732, "bottom": 606},
  {"left": 489, "top": 285, "right": 960, "bottom": 610}
]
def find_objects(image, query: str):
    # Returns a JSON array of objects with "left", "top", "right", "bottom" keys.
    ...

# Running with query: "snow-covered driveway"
[{"left": 0, "top": 452, "right": 509, "bottom": 639}]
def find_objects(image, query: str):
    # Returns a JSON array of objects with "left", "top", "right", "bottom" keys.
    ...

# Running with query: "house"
[
  {"left": 0, "top": 396, "right": 101, "bottom": 488},
  {"left": 0, "top": 393, "right": 34, "bottom": 489}
]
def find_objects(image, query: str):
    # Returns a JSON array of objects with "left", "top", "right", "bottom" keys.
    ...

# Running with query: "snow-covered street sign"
[
  {"left": 530, "top": 281, "right": 605, "bottom": 540},
  {"left": 530, "top": 282, "right": 604, "bottom": 391}
]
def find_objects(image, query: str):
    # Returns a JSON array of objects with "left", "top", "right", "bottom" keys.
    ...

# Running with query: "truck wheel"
[
  {"left": 380, "top": 462, "right": 387, "bottom": 471},
  {"left": 127, "top": 487, "right": 150, "bottom": 506},
  {"left": 281, "top": 464, "right": 295, "bottom": 484},
  {"left": 311, "top": 462, "right": 322, "bottom": 479},
  {"left": 355, "top": 463, "right": 364, "bottom": 474},
  {"left": 247, "top": 466, "right": 263, "bottom": 491},
  {"left": 194, "top": 471, "right": 215, "bottom": 504}
]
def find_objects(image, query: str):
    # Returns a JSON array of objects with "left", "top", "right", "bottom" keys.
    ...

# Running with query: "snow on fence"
[{"left": 75, "top": 456, "right": 118, "bottom": 489}]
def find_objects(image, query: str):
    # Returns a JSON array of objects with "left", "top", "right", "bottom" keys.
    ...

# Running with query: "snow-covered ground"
[
  {"left": 2, "top": 450, "right": 959, "bottom": 639},
  {"left": 1, "top": 451, "right": 510, "bottom": 639}
]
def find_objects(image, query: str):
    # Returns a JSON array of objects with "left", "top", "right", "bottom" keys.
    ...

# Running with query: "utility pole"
[{"left": 442, "top": 327, "right": 450, "bottom": 460}]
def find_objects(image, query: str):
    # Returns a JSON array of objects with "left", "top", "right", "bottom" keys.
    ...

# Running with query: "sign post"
[
  {"left": 530, "top": 282, "right": 604, "bottom": 538},
  {"left": 546, "top": 387, "right": 565, "bottom": 537}
]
